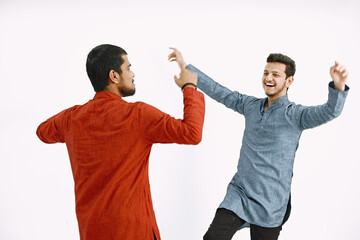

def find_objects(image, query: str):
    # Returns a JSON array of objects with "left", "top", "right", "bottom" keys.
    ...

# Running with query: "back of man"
[{"left": 36, "top": 45, "right": 205, "bottom": 240}]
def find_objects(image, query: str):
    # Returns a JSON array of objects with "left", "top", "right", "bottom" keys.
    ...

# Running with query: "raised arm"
[
  {"left": 140, "top": 87, "right": 205, "bottom": 144},
  {"left": 296, "top": 62, "right": 349, "bottom": 130},
  {"left": 140, "top": 58, "right": 205, "bottom": 144},
  {"left": 168, "top": 48, "right": 255, "bottom": 114}
]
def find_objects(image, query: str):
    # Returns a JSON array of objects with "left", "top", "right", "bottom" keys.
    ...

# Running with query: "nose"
[{"left": 265, "top": 75, "right": 272, "bottom": 81}]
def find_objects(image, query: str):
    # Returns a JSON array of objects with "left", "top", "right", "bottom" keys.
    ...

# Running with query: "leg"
[
  {"left": 203, "top": 208, "right": 246, "bottom": 240},
  {"left": 250, "top": 224, "right": 282, "bottom": 240}
]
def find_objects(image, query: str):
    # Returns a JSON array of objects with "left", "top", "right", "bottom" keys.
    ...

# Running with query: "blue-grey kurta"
[{"left": 187, "top": 64, "right": 349, "bottom": 228}]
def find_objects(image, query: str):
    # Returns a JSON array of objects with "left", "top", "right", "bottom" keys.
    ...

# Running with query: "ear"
[
  {"left": 286, "top": 76, "right": 294, "bottom": 88},
  {"left": 108, "top": 70, "right": 120, "bottom": 84}
]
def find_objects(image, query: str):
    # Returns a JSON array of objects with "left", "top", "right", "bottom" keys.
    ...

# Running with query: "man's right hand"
[
  {"left": 174, "top": 69, "right": 198, "bottom": 89},
  {"left": 168, "top": 47, "right": 187, "bottom": 70},
  {"left": 168, "top": 48, "right": 197, "bottom": 89}
]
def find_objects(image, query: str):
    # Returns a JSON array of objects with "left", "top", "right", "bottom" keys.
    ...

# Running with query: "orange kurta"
[{"left": 36, "top": 88, "right": 205, "bottom": 240}]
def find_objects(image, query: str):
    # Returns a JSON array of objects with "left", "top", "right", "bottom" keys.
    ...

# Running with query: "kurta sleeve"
[
  {"left": 295, "top": 81, "right": 349, "bottom": 130},
  {"left": 139, "top": 87, "right": 205, "bottom": 144},
  {"left": 187, "top": 64, "right": 255, "bottom": 115},
  {"left": 36, "top": 107, "right": 74, "bottom": 143}
]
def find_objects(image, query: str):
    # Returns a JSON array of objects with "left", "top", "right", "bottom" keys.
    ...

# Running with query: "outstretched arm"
[
  {"left": 296, "top": 62, "right": 349, "bottom": 130},
  {"left": 36, "top": 107, "right": 73, "bottom": 143},
  {"left": 168, "top": 48, "right": 255, "bottom": 114}
]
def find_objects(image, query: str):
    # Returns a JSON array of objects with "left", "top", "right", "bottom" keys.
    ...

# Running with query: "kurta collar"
[
  {"left": 261, "top": 94, "right": 289, "bottom": 113},
  {"left": 271, "top": 94, "right": 289, "bottom": 107},
  {"left": 93, "top": 91, "right": 124, "bottom": 101}
]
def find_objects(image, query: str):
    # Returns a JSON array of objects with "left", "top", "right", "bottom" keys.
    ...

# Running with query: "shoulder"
[
  {"left": 243, "top": 95, "right": 264, "bottom": 106},
  {"left": 133, "top": 101, "right": 166, "bottom": 118},
  {"left": 57, "top": 104, "right": 82, "bottom": 117}
]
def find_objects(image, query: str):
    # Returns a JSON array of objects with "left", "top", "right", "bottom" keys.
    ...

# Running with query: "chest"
[{"left": 243, "top": 103, "right": 301, "bottom": 144}]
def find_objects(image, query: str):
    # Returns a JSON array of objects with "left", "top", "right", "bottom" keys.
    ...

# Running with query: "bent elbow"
[
  {"left": 187, "top": 129, "right": 203, "bottom": 145},
  {"left": 191, "top": 135, "right": 202, "bottom": 145}
]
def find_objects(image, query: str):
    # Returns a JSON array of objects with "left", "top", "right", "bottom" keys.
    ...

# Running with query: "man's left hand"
[{"left": 330, "top": 61, "right": 349, "bottom": 91}]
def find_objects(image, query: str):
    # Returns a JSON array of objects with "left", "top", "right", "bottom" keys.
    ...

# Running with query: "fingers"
[
  {"left": 330, "top": 60, "right": 349, "bottom": 82},
  {"left": 168, "top": 52, "right": 175, "bottom": 61},
  {"left": 332, "top": 61, "right": 347, "bottom": 73},
  {"left": 168, "top": 47, "right": 182, "bottom": 60},
  {"left": 336, "top": 64, "right": 346, "bottom": 74},
  {"left": 341, "top": 68, "right": 349, "bottom": 78},
  {"left": 168, "top": 52, "right": 177, "bottom": 61}
]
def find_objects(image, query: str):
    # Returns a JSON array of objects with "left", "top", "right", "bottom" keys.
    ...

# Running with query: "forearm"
[
  {"left": 186, "top": 64, "right": 251, "bottom": 114},
  {"left": 186, "top": 64, "right": 232, "bottom": 99},
  {"left": 181, "top": 87, "right": 205, "bottom": 144},
  {"left": 142, "top": 87, "right": 205, "bottom": 144},
  {"left": 36, "top": 109, "right": 68, "bottom": 143},
  {"left": 36, "top": 118, "right": 65, "bottom": 143},
  {"left": 299, "top": 81, "right": 349, "bottom": 129}
]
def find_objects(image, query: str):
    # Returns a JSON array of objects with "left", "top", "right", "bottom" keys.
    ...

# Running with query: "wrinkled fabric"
[
  {"left": 36, "top": 88, "right": 205, "bottom": 240},
  {"left": 187, "top": 64, "right": 349, "bottom": 228}
]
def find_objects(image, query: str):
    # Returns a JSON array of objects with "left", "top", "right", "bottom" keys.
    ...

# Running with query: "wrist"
[
  {"left": 181, "top": 82, "right": 197, "bottom": 91},
  {"left": 180, "top": 62, "right": 187, "bottom": 70},
  {"left": 334, "top": 82, "right": 345, "bottom": 91}
]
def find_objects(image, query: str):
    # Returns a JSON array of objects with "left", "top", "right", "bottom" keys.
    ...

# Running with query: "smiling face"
[{"left": 262, "top": 62, "right": 293, "bottom": 100}]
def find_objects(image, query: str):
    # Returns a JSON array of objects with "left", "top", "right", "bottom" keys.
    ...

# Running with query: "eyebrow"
[{"left": 264, "top": 70, "right": 282, "bottom": 74}]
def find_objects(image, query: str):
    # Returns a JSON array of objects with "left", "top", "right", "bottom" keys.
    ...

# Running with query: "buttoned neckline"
[{"left": 260, "top": 95, "right": 289, "bottom": 114}]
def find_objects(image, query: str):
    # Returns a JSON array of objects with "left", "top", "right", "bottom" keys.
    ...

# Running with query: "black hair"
[
  {"left": 86, "top": 44, "right": 127, "bottom": 92},
  {"left": 267, "top": 53, "right": 296, "bottom": 78}
]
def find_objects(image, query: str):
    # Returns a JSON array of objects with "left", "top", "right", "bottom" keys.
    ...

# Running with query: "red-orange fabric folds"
[{"left": 36, "top": 88, "right": 205, "bottom": 240}]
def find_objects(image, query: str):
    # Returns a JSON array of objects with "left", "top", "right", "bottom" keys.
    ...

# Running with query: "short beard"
[
  {"left": 120, "top": 88, "right": 136, "bottom": 97},
  {"left": 264, "top": 83, "right": 288, "bottom": 97},
  {"left": 265, "top": 92, "right": 276, "bottom": 97}
]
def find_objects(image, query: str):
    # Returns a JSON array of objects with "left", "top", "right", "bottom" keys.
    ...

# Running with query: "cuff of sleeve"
[
  {"left": 329, "top": 81, "right": 350, "bottom": 91},
  {"left": 328, "top": 81, "right": 349, "bottom": 116},
  {"left": 183, "top": 86, "right": 197, "bottom": 93},
  {"left": 186, "top": 64, "right": 207, "bottom": 90}
]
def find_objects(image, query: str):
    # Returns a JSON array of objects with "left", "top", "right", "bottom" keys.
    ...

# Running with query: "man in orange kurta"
[{"left": 36, "top": 45, "right": 205, "bottom": 240}]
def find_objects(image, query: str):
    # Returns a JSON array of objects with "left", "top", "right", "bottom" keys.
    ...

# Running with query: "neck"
[
  {"left": 264, "top": 94, "right": 286, "bottom": 111},
  {"left": 104, "top": 85, "right": 122, "bottom": 97},
  {"left": 267, "top": 96, "right": 279, "bottom": 106}
]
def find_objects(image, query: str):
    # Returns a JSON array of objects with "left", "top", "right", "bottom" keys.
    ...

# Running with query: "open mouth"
[{"left": 265, "top": 83, "right": 275, "bottom": 87}]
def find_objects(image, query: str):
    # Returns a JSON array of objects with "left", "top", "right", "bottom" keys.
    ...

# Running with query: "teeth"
[{"left": 266, "top": 83, "right": 274, "bottom": 86}]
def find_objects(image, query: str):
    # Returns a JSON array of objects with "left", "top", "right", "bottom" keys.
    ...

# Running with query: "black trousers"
[{"left": 203, "top": 208, "right": 282, "bottom": 240}]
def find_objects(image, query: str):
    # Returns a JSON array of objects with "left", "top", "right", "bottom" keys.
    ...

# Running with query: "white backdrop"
[{"left": 1, "top": 0, "right": 359, "bottom": 239}]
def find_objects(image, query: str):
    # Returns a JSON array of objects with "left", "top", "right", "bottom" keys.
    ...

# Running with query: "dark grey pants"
[{"left": 203, "top": 208, "right": 282, "bottom": 240}]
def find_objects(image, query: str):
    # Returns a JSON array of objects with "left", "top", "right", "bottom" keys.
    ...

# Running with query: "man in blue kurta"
[{"left": 168, "top": 49, "right": 349, "bottom": 240}]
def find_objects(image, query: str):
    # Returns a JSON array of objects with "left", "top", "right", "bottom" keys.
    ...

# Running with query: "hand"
[
  {"left": 168, "top": 47, "right": 187, "bottom": 70},
  {"left": 174, "top": 69, "right": 198, "bottom": 89},
  {"left": 330, "top": 61, "right": 349, "bottom": 91}
]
